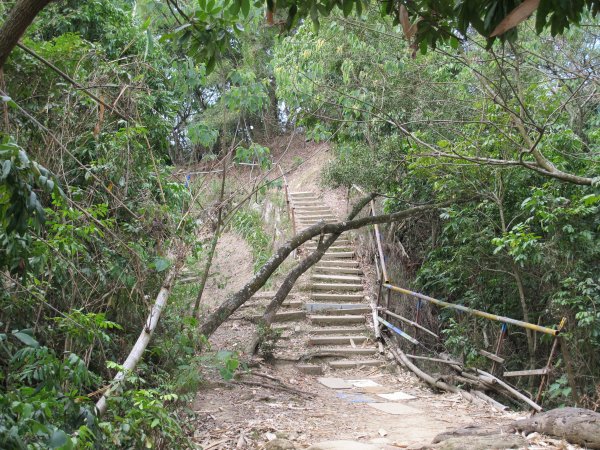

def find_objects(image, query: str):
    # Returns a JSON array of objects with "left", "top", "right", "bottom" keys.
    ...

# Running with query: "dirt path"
[{"left": 189, "top": 141, "right": 569, "bottom": 449}]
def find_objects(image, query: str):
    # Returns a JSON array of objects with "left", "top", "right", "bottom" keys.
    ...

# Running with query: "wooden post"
[
  {"left": 559, "top": 336, "right": 579, "bottom": 405},
  {"left": 491, "top": 323, "right": 507, "bottom": 375},
  {"left": 385, "top": 286, "right": 391, "bottom": 310},
  {"left": 534, "top": 318, "right": 567, "bottom": 408},
  {"left": 413, "top": 299, "right": 422, "bottom": 340}
]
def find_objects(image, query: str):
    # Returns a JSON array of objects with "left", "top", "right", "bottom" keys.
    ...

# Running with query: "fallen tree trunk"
[
  {"left": 245, "top": 232, "right": 341, "bottom": 354},
  {"left": 514, "top": 407, "right": 600, "bottom": 449},
  {"left": 432, "top": 407, "right": 600, "bottom": 449},
  {"left": 198, "top": 195, "right": 451, "bottom": 338},
  {"left": 381, "top": 334, "right": 479, "bottom": 404},
  {"left": 96, "top": 249, "right": 183, "bottom": 415}
]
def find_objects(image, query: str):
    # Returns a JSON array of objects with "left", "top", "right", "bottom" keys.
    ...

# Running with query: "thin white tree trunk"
[{"left": 95, "top": 253, "right": 180, "bottom": 415}]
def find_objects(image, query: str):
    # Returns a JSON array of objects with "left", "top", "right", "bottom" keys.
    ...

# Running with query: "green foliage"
[
  {"left": 256, "top": 323, "right": 282, "bottom": 359},
  {"left": 215, "top": 350, "right": 241, "bottom": 380},
  {"left": 166, "top": 0, "right": 599, "bottom": 65},
  {"left": 0, "top": 136, "right": 61, "bottom": 235},
  {"left": 100, "top": 389, "right": 190, "bottom": 449},
  {"left": 234, "top": 143, "right": 272, "bottom": 169},
  {"left": 188, "top": 122, "right": 219, "bottom": 149},
  {"left": 231, "top": 208, "right": 272, "bottom": 272},
  {"left": 440, "top": 318, "right": 479, "bottom": 364},
  {"left": 224, "top": 69, "right": 269, "bottom": 113},
  {"left": 0, "top": 330, "right": 99, "bottom": 449}
]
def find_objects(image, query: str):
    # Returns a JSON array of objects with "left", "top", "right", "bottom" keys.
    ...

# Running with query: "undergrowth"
[{"left": 231, "top": 207, "right": 272, "bottom": 273}]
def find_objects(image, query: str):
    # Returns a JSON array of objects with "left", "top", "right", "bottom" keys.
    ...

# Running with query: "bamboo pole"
[
  {"left": 476, "top": 369, "right": 542, "bottom": 412},
  {"left": 382, "top": 335, "right": 480, "bottom": 404},
  {"left": 491, "top": 323, "right": 507, "bottom": 374},
  {"left": 377, "top": 316, "right": 420, "bottom": 345},
  {"left": 384, "top": 284, "right": 558, "bottom": 336}
]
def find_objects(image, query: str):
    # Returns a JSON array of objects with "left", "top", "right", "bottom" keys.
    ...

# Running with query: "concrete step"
[
  {"left": 310, "top": 239, "right": 351, "bottom": 245},
  {"left": 306, "top": 302, "right": 369, "bottom": 313},
  {"left": 290, "top": 191, "right": 317, "bottom": 197},
  {"left": 308, "top": 335, "right": 369, "bottom": 346},
  {"left": 255, "top": 310, "right": 306, "bottom": 322},
  {"left": 322, "top": 252, "right": 355, "bottom": 259},
  {"left": 298, "top": 218, "right": 336, "bottom": 224},
  {"left": 316, "top": 260, "right": 358, "bottom": 267},
  {"left": 294, "top": 206, "right": 332, "bottom": 214},
  {"left": 306, "top": 246, "right": 352, "bottom": 252},
  {"left": 293, "top": 201, "right": 321, "bottom": 206},
  {"left": 307, "top": 305, "right": 371, "bottom": 316},
  {"left": 315, "top": 266, "right": 362, "bottom": 275},
  {"left": 316, "top": 347, "right": 378, "bottom": 356},
  {"left": 312, "top": 274, "right": 362, "bottom": 283},
  {"left": 310, "top": 315, "right": 365, "bottom": 325},
  {"left": 296, "top": 364, "right": 324, "bottom": 375},
  {"left": 297, "top": 214, "right": 337, "bottom": 220},
  {"left": 252, "top": 291, "right": 275, "bottom": 299},
  {"left": 310, "top": 326, "right": 367, "bottom": 335},
  {"left": 312, "top": 283, "right": 362, "bottom": 291},
  {"left": 329, "top": 359, "right": 383, "bottom": 369},
  {"left": 283, "top": 299, "right": 303, "bottom": 308},
  {"left": 311, "top": 293, "right": 364, "bottom": 302}
]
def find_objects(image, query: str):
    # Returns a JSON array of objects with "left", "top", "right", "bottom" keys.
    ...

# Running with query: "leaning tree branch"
[
  {"left": 245, "top": 194, "right": 375, "bottom": 353},
  {"left": 198, "top": 195, "right": 453, "bottom": 338}
]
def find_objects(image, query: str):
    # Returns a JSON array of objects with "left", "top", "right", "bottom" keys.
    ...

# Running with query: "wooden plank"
[
  {"left": 479, "top": 349, "right": 505, "bottom": 364},
  {"left": 503, "top": 368, "right": 549, "bottom": 378}
]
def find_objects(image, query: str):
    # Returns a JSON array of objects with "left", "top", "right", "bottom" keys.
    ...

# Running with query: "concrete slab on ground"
[
  {"left": 307, "top": 441, "right": 382, "bottom": 450},
  {"left": 349, "top": 379, "right": 381, "bottom": 388},
  {"left": 376, "top": 391, "right": 417, "bottom": 401},
  {"left": 366, "top": 402, "right": 421, "bottom": 415},
  {"left": 317, "top": 377, "right": 352, "bottom": 389},
  {"left": 335, "top": 392, "right": 378, "bottom": 403}
]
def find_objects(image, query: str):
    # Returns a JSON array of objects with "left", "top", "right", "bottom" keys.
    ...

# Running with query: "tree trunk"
[
  {"left": 0, "top": 0, "right": 54, "bottom": 70},
  {"left": 514, "top": 407, "right": 600, "bottom": 449},
  {"left": 96, "top": 249, "right": 182, "bottom": 415},
  {"left": 246, "top": 232, "right": 341, "bottom": 354},
  {"left": 198, "top": 194, "right": 449, "bottom": 338}
]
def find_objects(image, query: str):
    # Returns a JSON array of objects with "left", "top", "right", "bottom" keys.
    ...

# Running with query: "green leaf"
[
  {"left": 206, "top": 55, "right": 216, "bottom": 74},
  {"left": 241, "top": 0, "right": 250, "bottom": 18},
  {"left": 342, "top": 0, "right": 353, "bottom": 17},
  {"left": 13, "top": 330, "right": 39, "bottom": 347},
  {"left": 450, "top": 36, "right": 459, "bottom": 49},
  {"left": 153, "top": 257, "right": 171, "bottom": 272},
  {"left": 1, "top": 160, "right": 11, "bottom": 180},
  {"left": 49, "top": 430, "right": 68, "bottom": 448}
]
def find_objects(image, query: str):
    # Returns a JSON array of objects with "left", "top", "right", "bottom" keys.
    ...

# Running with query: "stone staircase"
[{"left": 289, "top": 190, "right": 384, "bottom": 374}]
